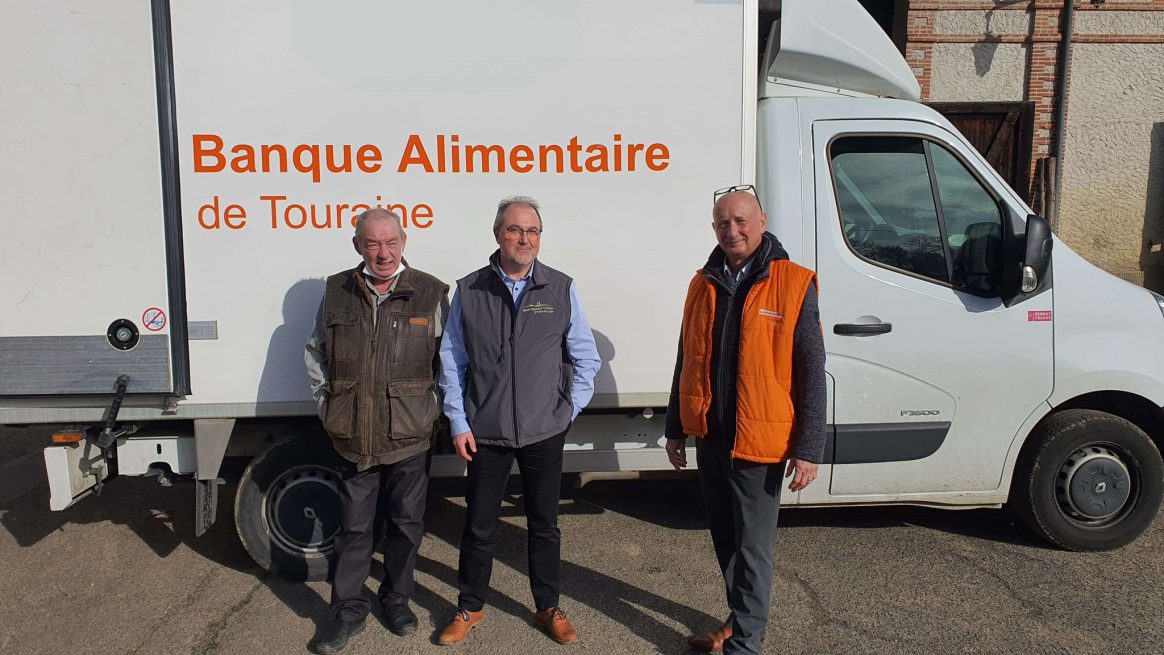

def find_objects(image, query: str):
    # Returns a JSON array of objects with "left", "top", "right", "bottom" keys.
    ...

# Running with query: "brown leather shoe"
[
  {"left": 438, "top": 609, "right": 484, "bottom": 646},
  {"left": 687, "top": 621, "right": 732, "bottom": 653},
  {"left": 534, "top": 607, "right": 579, "bottom": 644}
]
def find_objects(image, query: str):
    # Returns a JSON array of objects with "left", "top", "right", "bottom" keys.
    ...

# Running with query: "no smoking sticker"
[{"left": 143, "top": 307, "right": 167, "bottom": 331}]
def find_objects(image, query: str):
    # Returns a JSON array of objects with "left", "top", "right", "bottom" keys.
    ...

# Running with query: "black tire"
[
  {"left": 235, "top": 434, "right": 346, "bottom": 581},
  {"left": 1011, "top": 409, "right": 1163, "bottom": 551}
]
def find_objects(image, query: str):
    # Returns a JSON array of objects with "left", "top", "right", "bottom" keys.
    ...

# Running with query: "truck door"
[
  {"left": 810, "top": 118, "right": 1053, "bottom": 497},
  {"left": 0, "top": 1, "right": 183, "bottom": 401}
]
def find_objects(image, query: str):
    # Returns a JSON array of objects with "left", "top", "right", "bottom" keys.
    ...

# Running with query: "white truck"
[{"left": 3, "top": 0, "right": 1162, "bottom": 580}]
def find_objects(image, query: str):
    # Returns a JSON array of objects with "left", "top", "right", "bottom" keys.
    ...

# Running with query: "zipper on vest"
[
  {"left": 717, "top": 290, "right": 735, "bottom": 448},
  {"left": 364, "top": 307, "right": 379, "bottom": 455},
  {"left": 700, "top": 270, "right": 737, "bottom": 465},
  {"left": 499, "top": 282, "right": 520, "bottom": 445},
  {"left": 508, "top": 301, "right": 520, "bottom": 445}
]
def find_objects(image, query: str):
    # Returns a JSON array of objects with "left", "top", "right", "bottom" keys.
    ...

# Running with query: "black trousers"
[
  {"left": 457, "top": 430, "right": 567, "bottom": 613},
  {"left": 330, "top": 450, "right": 429, "bottom": 623},
  {"left": 697, "top": 437, "right": 786, "bottom": 655}
]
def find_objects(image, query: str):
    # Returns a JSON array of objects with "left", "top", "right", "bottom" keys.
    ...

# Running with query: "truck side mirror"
[{"left": 1021, "top": 214, "right": 1053, "bottom": 293}]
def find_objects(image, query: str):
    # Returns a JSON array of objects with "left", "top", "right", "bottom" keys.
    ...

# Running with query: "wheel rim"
[
  {"left": 262, "top": 464, "right": 342, "bottom": 557},
  {"left": 1055, "top": 443, "right": 1138, "bottom": 525}
]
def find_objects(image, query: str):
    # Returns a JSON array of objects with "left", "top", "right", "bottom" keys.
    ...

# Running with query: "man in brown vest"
[
  {"left": 304, "top": 208, "right": 448, "bottom": 653},
  {"left": 665, "top": 187, "right": 826, "bottom": 655}
]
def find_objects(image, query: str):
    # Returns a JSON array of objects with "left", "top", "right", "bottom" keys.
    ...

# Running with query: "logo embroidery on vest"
[
  {"left": 522, "top": 301, "right": 555, "bottom": 314},
  {"left": 758, "top": 308, "right": 783, "bottom": 320}
]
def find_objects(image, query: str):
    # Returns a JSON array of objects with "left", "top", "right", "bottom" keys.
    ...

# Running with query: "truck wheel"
[
  {"left": 235, "top": 435, "right": 345, "bottom": 581},
  {"left": 1012, "top": 409, "right": 1163, "bottom": 551}
]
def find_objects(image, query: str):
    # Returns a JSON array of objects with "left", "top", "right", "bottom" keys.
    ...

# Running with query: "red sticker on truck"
[
  {"left": 1027, "top": 310, "right": 1052, "bottom": 322},
  {"left": 143, "top": 307, "right": 167, "bottom": 331}
]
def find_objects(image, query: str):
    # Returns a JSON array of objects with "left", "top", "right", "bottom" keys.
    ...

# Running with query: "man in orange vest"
[{"left": 665, "top": 186, "right": 826, "bottom": 655}]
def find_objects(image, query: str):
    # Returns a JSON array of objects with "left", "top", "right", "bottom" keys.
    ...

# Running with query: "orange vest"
[{"left": 678, "top": 259, "right": 817, "bottom": 463}]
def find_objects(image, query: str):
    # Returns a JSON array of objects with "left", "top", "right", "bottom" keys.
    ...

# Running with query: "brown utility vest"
[{"left": 321, "top": 264, "right": 448, "bottom": 459}]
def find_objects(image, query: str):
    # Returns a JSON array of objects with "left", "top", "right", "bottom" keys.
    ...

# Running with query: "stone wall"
[
  {"left": 1059, "top": 39, "right": 1164, "bottom": 287},
  {"left": 928, "top": 43, "right": 1028, "bottom": 101}
]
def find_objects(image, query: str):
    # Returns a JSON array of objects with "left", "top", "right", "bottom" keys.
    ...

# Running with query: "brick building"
[{"left": 855, "top": 0, "right": 1164, "bottom": 290}]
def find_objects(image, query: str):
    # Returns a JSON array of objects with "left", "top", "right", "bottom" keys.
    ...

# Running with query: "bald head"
[
  {"left": 712, "top": 190, "right": 763, "bottom": 219},
  {"left": 711, "top": 190, "right": 767, "bottom": 271}
]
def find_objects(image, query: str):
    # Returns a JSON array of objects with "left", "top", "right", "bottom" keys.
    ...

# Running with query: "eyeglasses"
[
  {"left": 501, "top": 225, "right": 543, "bottom": 240},
  {"left": 713, "top": 184, "right": 763, "bottom": 212}
]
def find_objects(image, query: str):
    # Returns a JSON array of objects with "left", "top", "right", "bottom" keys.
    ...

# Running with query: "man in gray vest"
[
  {"left": 436, "top": 196, "right": 601, "bottom": 646},
  {"left": 304, "top": 208, "right": 448, "bottom": 653}
]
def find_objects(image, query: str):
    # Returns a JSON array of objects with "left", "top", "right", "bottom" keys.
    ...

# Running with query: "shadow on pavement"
[
  {"left": 0, "top": 455, "right": 256, "bottom": 568},
  {"left": 569, "top": 474, "right": 707, "bottom": 530},
  {"left": 569, "top": 477, "right": 1053, "bottom": 550},
  {"left": 417, "top": 480, "right": 722, "bottom": 653},
  {"left": 778, "top": 504, "right": 1051, "bottom": 549}
]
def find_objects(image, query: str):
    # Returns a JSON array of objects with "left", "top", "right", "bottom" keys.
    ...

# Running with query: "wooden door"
[{"left": 928, "top": 102, "right": 1035, "bottom": 203}]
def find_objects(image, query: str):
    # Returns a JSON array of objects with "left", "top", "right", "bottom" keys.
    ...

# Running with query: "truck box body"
[{"left": 1, "top": 0, "right": 756, "bottom": 420}]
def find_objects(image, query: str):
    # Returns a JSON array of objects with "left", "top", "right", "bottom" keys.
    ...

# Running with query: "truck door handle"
[{"left": 833, "top": 322, "right": 892, "bottom": 336}]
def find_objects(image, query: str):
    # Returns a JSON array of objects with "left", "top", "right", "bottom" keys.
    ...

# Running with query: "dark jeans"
[
  {"left": 457, "top": 430, "right": 567, "bottom": 613},
  {"left": 697, "top": 437, "right": 786, "bottom": 655},
  {"left": 330, "top": 451, "right": 429, "bottom": 623}
]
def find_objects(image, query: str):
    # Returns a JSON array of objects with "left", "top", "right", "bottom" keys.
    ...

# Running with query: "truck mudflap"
[
  {"left": 195, "top": 478, "right": 220, "bottom": 537},
  {"left": 43, "top": 441, "right": 109, "bottom": 511}
]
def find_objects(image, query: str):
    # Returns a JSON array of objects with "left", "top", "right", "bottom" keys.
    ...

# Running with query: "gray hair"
[
  {"left": 493, "top": 195, "right": 543, "bottom": 233},
  {"left": 353, "top": 208, "right": 405, "bottom": 241}
]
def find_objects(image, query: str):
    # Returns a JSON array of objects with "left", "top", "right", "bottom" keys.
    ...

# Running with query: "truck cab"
[{"left": 756, "top": 2, "right": 1164, "bottom": 551}]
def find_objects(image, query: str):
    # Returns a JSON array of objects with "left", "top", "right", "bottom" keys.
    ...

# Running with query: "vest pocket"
[
  {"left": 387, "top": 378, "right": 439, "bottom": 440},
  {"left": 558, "top": 362, "right": 574, "bottom": 409},
  {"left": 322, "top": 378, "right": 358, "bottom": 439},
  {"left": 391, "top": 312, "right": 436, "bottom": 364},
  {"left": 325, "top": 311, "right": 361, "bottom": 361},
  {"left": 402, "top": 313, "right": 434, "bottom": 337}
]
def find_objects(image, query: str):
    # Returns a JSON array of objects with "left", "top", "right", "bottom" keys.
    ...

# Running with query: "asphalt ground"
[{"left": 1, "top": 425, "right": 1161, "bottom": 655}]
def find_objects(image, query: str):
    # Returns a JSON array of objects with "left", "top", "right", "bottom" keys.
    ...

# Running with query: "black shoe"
[
  {"left": 384, "top": 602, "right": 418, "bottom": 636},
  {"left": 315, "top": 619, "right": 365, "bottom": 654}
]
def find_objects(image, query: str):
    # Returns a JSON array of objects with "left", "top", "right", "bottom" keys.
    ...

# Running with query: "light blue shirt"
[
  {"left": 722, "top": 258, "right": 753, "bottom": 294},
  {"left": 439, "top": 262, "right": 602, "bottom": 436}
]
